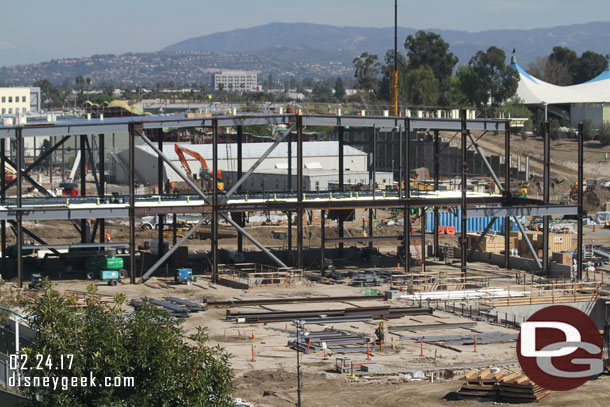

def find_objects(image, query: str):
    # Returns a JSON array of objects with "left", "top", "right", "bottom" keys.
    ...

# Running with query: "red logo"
[{"left": 517, "top": 305, "right": 602, "bottom": 391}]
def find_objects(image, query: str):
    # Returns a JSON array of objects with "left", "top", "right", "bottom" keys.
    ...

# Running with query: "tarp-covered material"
[
  {"left": 511, "top": 57, "right": 610, "bottom": 105},
  {"left": 594, "top": 211, "right": 610, "bottom": 225}
]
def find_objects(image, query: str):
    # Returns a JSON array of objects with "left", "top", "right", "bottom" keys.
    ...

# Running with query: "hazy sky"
[{"left": 1, "top": 0, "right": 607, "bottom": 57}]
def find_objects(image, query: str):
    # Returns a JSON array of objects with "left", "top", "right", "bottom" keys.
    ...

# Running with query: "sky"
[{"left": 1, "top": 0, "right": 608, "bottom": 59}]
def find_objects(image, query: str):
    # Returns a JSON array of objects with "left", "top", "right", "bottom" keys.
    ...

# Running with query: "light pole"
[{"left": 293, "top": 319, "right": 305, "bottom": 407}]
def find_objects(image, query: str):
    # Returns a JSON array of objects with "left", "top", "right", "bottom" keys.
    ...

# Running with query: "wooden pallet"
[
  {"left": 497, "top": 372, "right": 550, "bottom": 403},
  {"left": 455, "top": 369, "right": 506, "bottom": 400}
]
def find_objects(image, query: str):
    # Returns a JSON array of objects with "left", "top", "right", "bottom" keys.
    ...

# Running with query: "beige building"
[
  {"left": 212, "top": 71, "right": 259, "bottom": 92},
  {"left": 0, "top": 87, "right": 31, "bottom": 116}
]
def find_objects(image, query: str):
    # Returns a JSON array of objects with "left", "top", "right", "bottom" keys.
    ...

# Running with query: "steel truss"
[{"left": 0, "top": 112, "right": 583, "bottom": 286}]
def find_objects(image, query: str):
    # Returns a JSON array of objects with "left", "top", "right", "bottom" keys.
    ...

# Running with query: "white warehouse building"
[{"left": 112, "top": 141, "right": 393, "bottom": 191}]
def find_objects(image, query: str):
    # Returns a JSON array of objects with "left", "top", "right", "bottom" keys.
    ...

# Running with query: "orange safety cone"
[{"left": 252, "top": 330, "right": 256, "bottom": 340}]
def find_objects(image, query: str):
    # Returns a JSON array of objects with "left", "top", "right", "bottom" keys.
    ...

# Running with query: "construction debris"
[
  {"left": 288, "top": 328, "right": 373, "bottom": 354},
  {"left": 130, "top": 297, "right": 208, "bottom": 318}
]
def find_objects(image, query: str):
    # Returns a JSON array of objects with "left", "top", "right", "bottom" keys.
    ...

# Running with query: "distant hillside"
[
  {"left": 1, "top": 21, "right": 609, "bottom": 86},
  {"left": 165, "top": 21, "right": 610, "bottom": 66}
]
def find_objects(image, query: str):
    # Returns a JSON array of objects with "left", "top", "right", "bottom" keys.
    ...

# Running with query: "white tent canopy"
[{"left": 512, "top": 58, "right": 610, "bottom": 105}]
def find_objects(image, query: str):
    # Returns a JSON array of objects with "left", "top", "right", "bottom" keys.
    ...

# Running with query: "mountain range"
[
  {"left": 1, "top": 21, "right": 609, "bottom": 86},
  {"left": 164, "top": 21, "right": 610, "bottom": 66}
]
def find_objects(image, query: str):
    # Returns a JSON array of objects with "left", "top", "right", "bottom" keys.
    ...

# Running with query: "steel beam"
[
  {"left": 23, "top": 242, "right": 128, "bottom": 250},
  {"left": 223, "top": 125, "right": 295, "bottom": 197},
  {"left": 460, "top": 110, "right": 468, "bottom": 277},
  {"left": 513, "top": 215, "right": 542, "bottom": 270},
  {"left": 99, "top": 133, "right": 105, "bottom": 244},
  {"left": 433, "top": 130, "right": 439, "bottom": 258},
  {"left": 137, "top": 130, "right": 288, "bottom": 271},
  {"left": 236, "top": 125, "right": 243, "bottom": 252},
  {"left": 325, "top": 236, "right": 404, "bottom": 243},
  {"left": 16, "top": 128, "right": 23, "bottom": 287},
  {"left": 504, "top": 121, "right": 511, "bottom": 270},
  {"left": 297, "top": 115, "right": 303, "bottom": 270},
  {"left": 577, "top": 123, "right": 584, "bottom": 281},
  {"left": 320, "top": 209, "right": 325, "bottom": 274},
  {"left": 212, "top": 119, "right": 219, "bottom": 283},
  {"left": 157, "top": 129, "right": 164, "bottom": 259},
  {"left": 338, "top": 126, "right": 344, "bottom": 256},
  {"left": 467, "top": 217, "right": 497, "bottom": 261},
  {"left": 1, "top": 136, "right": 5, "bottom": 272},
  {"left": 466, "top": 132, "right": 504, "bottom": 193},
  {"left": 542, "top": 121, "right": 550, "bottom": 275},
  {"left": 128, "top": 124, "right": 136, "bottom": 284}
]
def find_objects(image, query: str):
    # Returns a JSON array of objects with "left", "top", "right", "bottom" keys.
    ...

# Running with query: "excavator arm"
[{"left": 174, "top": 144, "right": 194, "bottom": 177}]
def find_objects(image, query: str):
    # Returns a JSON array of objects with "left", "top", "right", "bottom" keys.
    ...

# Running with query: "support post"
[
  {"left": 460, "top": 110, "right": 468, "bottom": 277},
  {"left": 577, "top": 123, "right": 584, "bottom": 281},
  {"left": 543, "top": 121, "right": 550, "bottom": 275},
  {"left": 237, "top": 125, "right": 243, "bottom": 252},
  {"left": 404, "top": 119, "right": 410, "bottom": 273},
  {"left": 212, "top": 120, "right": 219, "bottom": 283},
  {"left": 338, "top": 126, "right": 344, "bottom": 256},
  {"left": 16, "top": 128, "right": 23, "bottom": 288},
  {"left": 297, "top": 115, "right": 304, "bottom": 270},
  {"left": 99, "top": 134, "right": 105, "bottom": 244},
  {"left": 128, "top": 124, "right": 136, "bottom": 284},
  {"left": 433, "top": 130, "right": 439, "bottom": 258},
  {"left": 157, "top": 130, "right": 164, "bottom": 258},
  {"left": 320, "top": 210, "right": 326, "bottom": 274},
  {"left": 421, "top": 207, "right": 426, "bottom": 273},
  {"left": 1, "top": 137, "right": 6, "bottom": 273},
  {"left": 505, "top": 121, "right": 511, "bottom": 269},
  {"left": 287, "top": 129, "right": 292, "bottom": 257},
  {"left": 80, "top": 135, "right": 87, "bottom": 243}
]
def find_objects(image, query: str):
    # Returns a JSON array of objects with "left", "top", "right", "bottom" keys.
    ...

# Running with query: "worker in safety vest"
[
  {"left": 106, "top": 231, "right": 111, "bottom": 243},
  {"left": 375, "top": 322, "right": 385, "bottom": 345}
]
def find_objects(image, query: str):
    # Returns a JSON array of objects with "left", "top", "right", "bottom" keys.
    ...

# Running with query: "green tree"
[
  {"left": 352, "top": 52, "right": 381, "bottom": 93},
  {"left": 583, "top": 119, "right": 594, "bottom": 141},
  {"left": 20, "top": 283, "right": 234, "bottom": 406},
  {"left": 526, "top": 56, "right": 573, "bottom": 85},
  {"left": 598, "top": 121, "right": 610, "bottom": 146},
  {"left": 334, "top": 77, "right": 346, "bottom": 100},
  {"left": 459, "top": 46, "right": 518, "bottom": 108},
  {"left": 405, "top": 66, "right": 439, "bottom": 106},
  {"left": 549, "top": 46, "right": 578, "bottom": 78},
  {"left": 573, "top": 51, "right": 608, "bottom": 83},
  {"left": 404, "top": 31, "right": 458, "bottom": 105},
  {"left": 312, "top": 82, "right": 334, "bottom": 102}
]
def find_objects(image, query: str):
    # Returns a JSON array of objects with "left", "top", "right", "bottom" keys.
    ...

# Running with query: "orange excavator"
[{"left": 174, "top": 144, "right": 224, "bottom": 192}]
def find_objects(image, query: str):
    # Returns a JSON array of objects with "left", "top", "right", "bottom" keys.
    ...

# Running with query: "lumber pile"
[
  {"left": 498, "top": 372, "right": 551, "bottom": 403},
  {"left": 456, "top": 369, "right": 550, "bottom": 403},
  {"left": 455, "top": 369, "right": 505, "bottom": 400}
]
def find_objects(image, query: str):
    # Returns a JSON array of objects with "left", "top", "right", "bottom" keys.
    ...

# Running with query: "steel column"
[
  {"left": 157, "top": 130, "right": 164, "bottom": 259},
  {"left": 16, "top": 128, "right": 23, "bottom": 287},
  {"left": 460, "top": 109, "right": 468, "bottom": 277},
  {"left": 543, "top": 121, "right": 550, "bottom": 275},
  {"left": 237, "top": 125, "right": 243, "bottom": 252},
  {"left": 80, "top": 135, "right": 87, "bottom": 243},
  {"left": 0, "top": 137, "right": 5, "bottom": 272},
  {"left": 320, "top": 209, "right": 325, "bottom": 274},
  {"left": 99, "top": 134, "right": 105, "bottom": 244},
  {"left": 128, "top": 124, "right": 136, "bottom": 284},
  {"left": 212, "top": 120, "right": 219, "bottom": 283},
  {"left": 338, "top": 126, "right": 344, "bottom": 256},
  {"left": 404, "top": 119, "right": 410, "bottom": 273},
  {"left": 433, "top": 130, "right": 439, "bottom": 258},
  {"left": 288, "top": 130, "right": 292, "bottom": 257},
  {"left": 420, "top": 207, "right": 426, "bottom": 273},
  {"left": 297, "top": 115, "right": 303, "bottom": 270},
  {"left": 577, "top": 123, "right": 584, "bottom": 281},
  {"left": 504, "top": 121, "right": 511, "bottom": 269},
  {"left": 513, "top": 215, "right": 542, "bottom": 270}
]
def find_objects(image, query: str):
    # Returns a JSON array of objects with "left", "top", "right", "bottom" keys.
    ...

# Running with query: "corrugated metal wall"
[{"left": 425, "top": 210, "right": 520, "bottom": 234}]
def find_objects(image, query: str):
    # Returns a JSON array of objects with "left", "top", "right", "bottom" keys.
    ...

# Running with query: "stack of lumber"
[
  {"left": 455, "top": 369, "right": 506, "bottom": 400},
  {"left": 498, "top": 372, "right": 550, "bottom": 403}
]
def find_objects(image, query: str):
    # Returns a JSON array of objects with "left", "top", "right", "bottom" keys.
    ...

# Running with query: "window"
[
  {"left": 1, "top": 97, "right": 5, "bottom": 103},
  {"left": 1, "top": 108, "right": 5, "bottom": 114},
  {"left": 8, "top": 97, "right": 12, "bottom": 103},
  {"left": 8, "top": 108, "right": 12, "bottom": 114},
  {"left": 22, "top": 96, "right": 26, "bottom": 102},
  {"left": 22, "top": 108, "right": 26, "bottom": 114}
]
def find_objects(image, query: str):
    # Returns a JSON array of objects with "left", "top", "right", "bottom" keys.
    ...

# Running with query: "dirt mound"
[{"left": 584, "top": 187, "right": 610, "bottom": 213}]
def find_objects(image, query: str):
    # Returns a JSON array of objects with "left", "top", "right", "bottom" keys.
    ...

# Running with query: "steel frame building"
[{"left": 0, "top": 111, "right": 585, "bottom": 287}]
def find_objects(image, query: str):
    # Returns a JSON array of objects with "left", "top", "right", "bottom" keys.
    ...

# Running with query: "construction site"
[{"left": 1, "top": 109, "right": 610, "bottom": 406}]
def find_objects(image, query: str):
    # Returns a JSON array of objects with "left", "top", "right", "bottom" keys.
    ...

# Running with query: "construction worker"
[
  {"left": 164, "top": 179, "right": 174, "bottom": 195},
  {"left": 105, "top": 231, "right": 111, "bottom": 244},
  {"left": 375, "top": 322, "right": 385, "bottom": 345}
]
